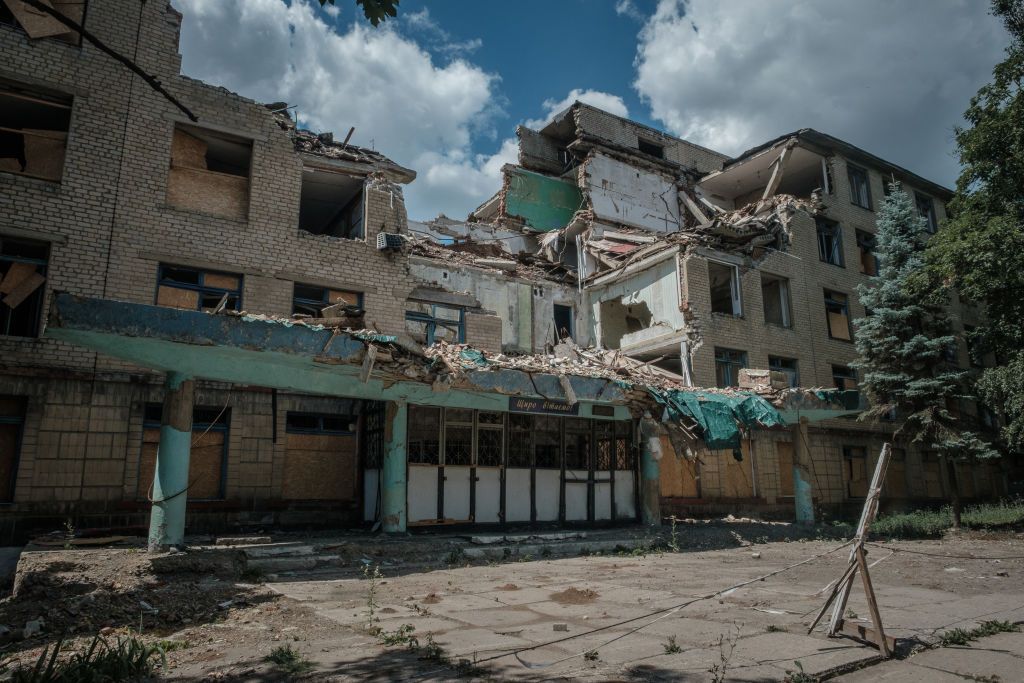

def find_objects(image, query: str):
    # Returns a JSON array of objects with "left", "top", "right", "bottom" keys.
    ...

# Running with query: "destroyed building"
[{"left": 0, "top": 1, "right": 1011, "bottom": 544}]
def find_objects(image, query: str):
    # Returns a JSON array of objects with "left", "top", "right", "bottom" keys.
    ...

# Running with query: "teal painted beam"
[
  {"left": 381, "top": 402, "right": 408, "bottom": 533},
  {"left": 148, "top": 373, "right": 194, "bottom": 551}
]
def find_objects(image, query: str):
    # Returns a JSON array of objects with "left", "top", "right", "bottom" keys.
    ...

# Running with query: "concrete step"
[{"left": 241, "top": 543, "right": 315, "bottom": 558}]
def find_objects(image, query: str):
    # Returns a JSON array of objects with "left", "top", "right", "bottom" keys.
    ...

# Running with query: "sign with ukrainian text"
[{"left": 508, "top": 397, "right": 579, "bottom": 415}]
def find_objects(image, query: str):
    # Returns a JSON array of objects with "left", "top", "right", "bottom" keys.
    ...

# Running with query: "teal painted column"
[
  {"left": 381, "top": 401, "right": 408, "bottom": 533},
  {"left": 148, "top": 373, "right": 195, "bottom": 551},
  {"left": 639, "top": 418, "right": 662, "bottom": 527},
  {"left": 792, "top": 417, "right": 815, "bottom": 524}
]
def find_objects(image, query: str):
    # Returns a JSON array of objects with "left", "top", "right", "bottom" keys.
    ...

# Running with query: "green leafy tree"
[
  {"left": 320, "top": 0, "right": 400, "bottom": 26},
  {"left": 926, "top": 0, "right": 1024, "bottom": 453},
  {"left": 854, "top": 185, "right": 997, "bottom": 527}
]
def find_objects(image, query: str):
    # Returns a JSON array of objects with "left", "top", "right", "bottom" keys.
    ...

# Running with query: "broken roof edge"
[{"left": 721, "top": 129, "right": 952, "bottom": 199}]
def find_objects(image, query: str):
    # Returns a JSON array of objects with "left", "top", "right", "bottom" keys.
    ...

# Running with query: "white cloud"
[
  {"left": 175, "top": 0, "right": 497, "bottom": 220},
  {"left": 634, "top": 0, "right": 1008, "bottom": 186},
  {"left": 401, "top": 7, "right": 482, "bottom": 56},
  {"left": 525, "top": 88, "right": 630, "bottom": 129},
  {"left": 614, "top": 0, "right": 645, "bottom": 22}
]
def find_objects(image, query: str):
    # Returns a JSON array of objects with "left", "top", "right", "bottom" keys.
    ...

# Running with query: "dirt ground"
[{"left": 0, "top": 526, "right": 1022, "bottom": 681}]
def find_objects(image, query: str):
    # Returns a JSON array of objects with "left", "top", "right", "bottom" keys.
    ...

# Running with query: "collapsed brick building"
[{"left": 0, "top": 0, "right": 1011, "bottom": 543}]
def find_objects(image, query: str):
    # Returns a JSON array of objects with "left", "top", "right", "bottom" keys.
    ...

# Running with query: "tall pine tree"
[{"left": 854, "top": 184, "right": 996, "bottom": 527}]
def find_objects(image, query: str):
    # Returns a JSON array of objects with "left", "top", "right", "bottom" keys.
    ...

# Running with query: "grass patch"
[
  {"left": 938, "top": 620, "right": 1020, "bottom": 647},
  {"left": 11, "top": 635, "right": 166, "bottom": 682},
  {"left": 871, "top": 500, "right": 1024, "bottom": 539},
  {"left": 265, "top": 645, "right": 313, "bottom": 675}
]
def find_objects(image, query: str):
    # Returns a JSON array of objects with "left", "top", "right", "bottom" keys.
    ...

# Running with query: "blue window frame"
[
  {"left": 156, "top": 264, "right": 242, "bottom": 312},
  {"left": 292, "top": 283, "right": 363, "bottom": 317},
  {"left": 0, "top": 396, "right": 25, "bottom": 503},
  {"left": 715, "top": 347, "right": 748, "bottom": 388},
  {"left": 0, "top": 236, "right": 48, "bottom": 337},
  {"left": 141, "top": 403, "right": 229, "bottom": 501},
  {"left": 405, "top": 301, "right": 465, "bottom": 345},
  {"left": 285, "top": 411, "right": 356, "bottom": 435}
]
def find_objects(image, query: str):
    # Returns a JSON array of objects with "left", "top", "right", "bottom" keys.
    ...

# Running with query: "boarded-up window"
[
  {"left": 0, "top": 396, "right": 25, "bottom": 503},
  {"left": 884, "top": 448, "right": 908, "bottom": 498},
  {"left": 776, "top": 441, "right": 794, "bottom": 497},
  {"left": 137, "top": 405, "right": 228, "bottom": 501},
  {"left": 1, "top": 236, "right": 48, "bottom": 337},
  {"left": 825, "top": 290, "right": 852, "bottom": 340},
  {"left": 659, "top": 440, "right": 699, "bottom": 498},
  {"left": 0, "top": 0, "right": 85, "bottom": 44},
  {"left": 0, "top": 82, "right": 71, "bottom": 182},
  {"left": 721, "top": 443, "right": 754, "bottom": 498},
  {"left": 282, "top": 412, "right": 358, "bottom": 501},
  {"left": 844, "top": 446, "right": 868, "bottom": 498},
  {"left": 166, "top": 126, "right": 251, "bottom": 221},
  {"left": 156, "top": 264, "right": 241, "bottom": 312}
]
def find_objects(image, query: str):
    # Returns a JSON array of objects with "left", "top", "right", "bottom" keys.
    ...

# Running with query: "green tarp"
[{"left": 648, "top": 388, "right": 786, "bottom": 451}]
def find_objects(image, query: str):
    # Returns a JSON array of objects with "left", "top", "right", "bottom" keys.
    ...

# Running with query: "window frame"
[
  {"left": 847, "top": 163, "right": 872, "bottom": 210},
  {"left": 760, "top": 272, "right": 792, "bottom": 328},
  {"left": 824, "top": 289, "right": 853, "bottom": 341},
  {"left": 141, "top": 403, "right": 230, "bottom": 501},
  {"left": 915, "top": 192, "right": 938, "bottom": 233},
  {"left": 855, "top": 229, "right": 879, "bottom": 276},
  {"left": 637, "top": 138, "right": 665, "bottom": 159},
  {"left": 405, "top": 301, "right": 466, "bottom": 345},
  {"left": 155, "top": 263, "right": 243, "bottom": 312},
  {"left": 768, "top": 356, "right": 799, "bottom": 388},
  {"left": 285, "top": 411, "right": 356, "bottom": 436},
  {"left": 831, "top": 364, "right": 858, "bottom": 391},
  {"left": 708, "top": 259, "right": 742, "bottom": 316},
  {"left": 292, "top": 283, "right": 363, "bottom": 317},
  {"left": 816, "top": 218, "right": 845, "bottom": 267},
  {"left": 714, "top": 347, "right": 748, "bottom": 388},
  {"left": 0, "top": 235, "right": 49, "bottom": 338}
]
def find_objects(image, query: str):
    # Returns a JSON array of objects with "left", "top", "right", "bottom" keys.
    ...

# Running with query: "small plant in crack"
[
  {"left": 662, "top": 635, "right": 682, "bottom": 654},
  {"left": 583, "top": 649, "right": 599, "bottom": 661},
  {"left": 265, "top": 645, "right": 313, "bottom": 675},
  {"left": 707, "top": 623, "right": 741, "bottom": 683},
  {"left": 362, "top": 563, "right": 383, "bottom": 632},
  {"left": 784, "top": 660, "right": 817, "bottom": 683}
]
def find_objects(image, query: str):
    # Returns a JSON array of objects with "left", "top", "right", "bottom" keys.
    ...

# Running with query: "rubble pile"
[{"left": 408, "top": 233, "right": 576, "bottom": 284}]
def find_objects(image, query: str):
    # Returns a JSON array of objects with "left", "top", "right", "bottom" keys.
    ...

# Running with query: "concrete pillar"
[
  {"left": 148, "top": 373, "right": 194, "bottom": 551},
  {"left": 639, "top": 418, "right": 662, "bottom": 527},
  {"left": 381, "top": 401, "right": 408, "bottom": 533},
  {"left": 792, "top": 416, "right": 815, "bottom": 524}
]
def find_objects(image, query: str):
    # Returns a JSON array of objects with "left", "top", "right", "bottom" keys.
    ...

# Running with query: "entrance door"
[
  {"left": 442, "top": 409, "right": 473, "bottom": 522},
  {"left": 474, "top": 412, "right": 504, "bottom": 523},
  {"left": 407, "top": 406, "right": 442, "bottom": 524}
]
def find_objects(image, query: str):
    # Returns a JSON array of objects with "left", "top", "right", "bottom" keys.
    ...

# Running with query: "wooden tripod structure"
[{"left": 808, "top": 443, "right": 894, "bottom": 657}]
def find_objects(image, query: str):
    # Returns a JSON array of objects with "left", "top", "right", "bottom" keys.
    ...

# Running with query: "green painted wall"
[{"left": 505, "top": 167, "right": 582, "bottom": 231}]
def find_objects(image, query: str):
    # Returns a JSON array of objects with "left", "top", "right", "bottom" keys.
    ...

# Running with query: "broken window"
[
  {"left": 0, "top": 395, "right": 25, "bottom": 503},
  {"left": 166, "top": 125, "right": 251, "bottom": 221},
  {"left": 769, "top": 356, "right": 799, "bottom": 388},
  {"left": 405, "top": 301, "right": 464, "bottom": 345},
  {"left": 824, "top": 289, "right": 852, "bottom": 341},
  {"left": 0, "top": 236, "right": 48, "bottom": 337},
  {"left": 708, "top": 261, "right": 741, "bottom": 316},
  {"left": 915, "top": 192, "right": 937, "bottom": 233},
  {"left": 138, "top": 404, "right": 229, "bottom": 501},
  {"left": 0, "top": 81, "right": 71, "bottom": 182},
  {"left": 292, "top": 283, "right": 362, "bottom": 318},
  {"left": 715, "top": 347, "right": 748, "bottom": 388},
  {"left": 856, "top": 229, "right": 878, "bottom": 276},
  {"left": 843, "top": 446, "right": 868, "bottom": 498},
  {"left": 816, "top": 218, "right": 844, "bottom": 267},
  {"left": 553, "top": 303, "right": 574, "bottom": 341},
  {"left": 637, "top": 138, "right": 664, "bottom": 159},
  {"left": 832, "top": 365, "right": 858, "bottom": 391},
  {"left": 761, "top": 273, "right": 791, "bottom": 327},
  {"left": 0, "top": 0, "right": 84, "bottom": 44},
  {"left": 408, "top": 406, "right": 441, "bottom": 465},
  {"left": 847, "top": 163, "right": 872, "bottom": 210},
  {"left": 299, "top": 167, "right": 365, "bottom": 239},
  {"left": 156, "top": 264, "right": 242, "bottom": 312}
]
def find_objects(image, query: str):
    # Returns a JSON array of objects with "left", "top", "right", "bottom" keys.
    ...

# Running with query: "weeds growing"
[
  {"left": 265, "top": 645, "right": 313, "bottom": 675},
  {"left": 11, "top": 636, "right": 166, "bottom": 683},
  {"left": 938, "top": 620, "right": 1019, "bottom": 647},
  {"left": 871, "top": 500, "right": 1024, "bottom": 539}
]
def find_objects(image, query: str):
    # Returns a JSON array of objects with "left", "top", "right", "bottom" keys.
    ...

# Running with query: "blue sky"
[{"left": 176, "top": 0, "right": 1009, "bottom": 221}]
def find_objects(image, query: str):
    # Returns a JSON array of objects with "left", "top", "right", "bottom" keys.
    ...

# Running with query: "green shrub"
[
  {"left": 11, "top": 635, "right": 165, "bottom": 682},
  {"left": 265, "top": 645, "right": 313, "bottom": 675}
]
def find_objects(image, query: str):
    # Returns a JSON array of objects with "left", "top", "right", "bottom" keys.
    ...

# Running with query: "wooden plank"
[
  {"left": 856, "top": 545, "right": 892, "bottom": 657},
  {"left": 1, "top": 272, "right": 45, "bottom": 309},
  {"left": 0, "top": 262, "right": 37, "bottom": 295},
  {"left": 156, "top": 285, "right": 199, "bottom": 310},
  {"left": 4, "top": 0, "right": 71, "bottom": 39},
  {"left": 204, "top": 272, "right": 240, "bottom": 290},
  {"left": 359, "top": 345, "right": 377, "bottom": 383},
  {"left": 837, "top": 620, "right": 897, "bottom": 653}
]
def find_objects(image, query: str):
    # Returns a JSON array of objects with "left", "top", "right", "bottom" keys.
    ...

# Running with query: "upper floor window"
[
  {"left": 637, "top": 138, "right": 664, "bottom": 159},
  {"left": 0, "top": 82, "right": 71, "bottom": 182},
  {"left": 167, "top": 125, "right": 251, "bottom": 221},
  {"left": 915, "top": 192, "right": 937, "bottom": 233},
  {"left": 832, "top": 364, "right": 858, "bottom": 391},
  {"left": 761, "top": 273, "right": 791, "bottom": 328},
  {"left": 553, "top": 303, "right": 574, "bottom": 342},
  {"left": 847, "top": 164, "right": 872, "bottom": 210},
  {"left": 0, "top": 0, "right": 84, "bottom": 45},
  {"left": 816, "top": 218, "right": 844, "bottom": 267},
  {"left": 708, "top": 261, "right": 742, "bottom": 316},
  {"left": 0, "top": 236, "right": 48, "bottom": 338},
  {"left": 824, "top": 289, "right": 852, "bottom": 341},
  {"left": 714, "top": 347, "right": 748, "bottom": 388},
  {"left": 769, "top": 356, "right": 799, "bottom": 388},
  {"left": 856, "top": 229, "right": 878, "bottom": 276},
  {"left": 292, "top": 283, "right": 362, "bottom": 318},
  {"left": 405, "top": 301, "right": 464, "bottom": 345},
  {"left": 299, "top": 167, "right": 365, "bottom": 239},
  {"left": 156, "top": 264, "right": 242, "bottom": 312}
]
